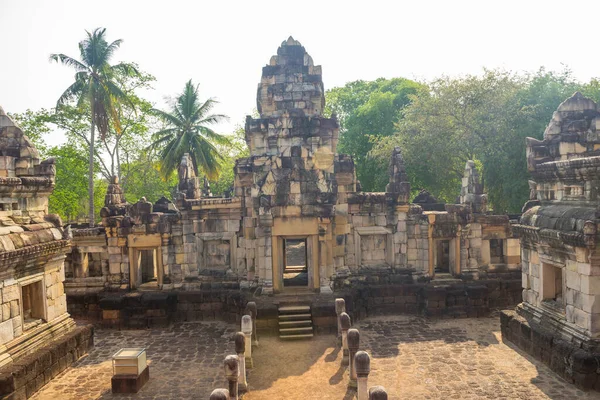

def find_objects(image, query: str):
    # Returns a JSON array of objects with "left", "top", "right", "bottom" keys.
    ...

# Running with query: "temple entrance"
[
  {"left": 140, "top": 249, "right": 158, "bottom": 284},
  {"left": 435, "top": 240, "right": 450, "bottom": 273},
  {"left": 283, "top": 238, "right": 308, "bottom": 287}
]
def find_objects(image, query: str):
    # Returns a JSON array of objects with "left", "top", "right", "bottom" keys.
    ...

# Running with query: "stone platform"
[
  {"left": 30, "top": 317, "right": 597, "bottom": 399},
  {"left": 0, "top": 324, "right": 93, "bottom": 399}
]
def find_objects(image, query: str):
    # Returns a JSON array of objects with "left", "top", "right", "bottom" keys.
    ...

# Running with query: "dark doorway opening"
[
  {"left": 283, "top": 238, "right": 308, "bottom": 287},
  {"left": 489, "top": 239, "right": 505, "bottom": 264},
  {"left": 140, "top": 249, "right": 157, "bottom": 284},
  {"left": 435, "top": 240, "right": 450, "bottom": 273}
]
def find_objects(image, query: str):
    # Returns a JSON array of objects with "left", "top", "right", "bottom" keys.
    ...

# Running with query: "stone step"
[
  {"left": 279, "top": 320, "right": 312, "bottom": 327},
  {"left": 279, "top": 326, "right": 313, "bottom": 334},
  {"left": 278, "top": 305, "right": 310, "bottom": 313},
  {"left": 278, "top": 313, "right": 311, "bottom": 320},
  {"left": 279, "top": 333, "right": 314, "bottom": 340}
]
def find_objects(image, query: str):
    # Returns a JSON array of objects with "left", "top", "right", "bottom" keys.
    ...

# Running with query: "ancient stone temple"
[
  {"left": 0, "top": 107, "right": 92, "bottom": 398},
  {"left": 65, "top": 38, "right": 521, "bottom": 333},
  {"left": 503, "top": 92, "right": 600, "bottom": 390}
]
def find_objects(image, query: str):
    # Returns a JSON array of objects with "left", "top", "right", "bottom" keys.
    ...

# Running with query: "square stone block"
[{"left": 111, "top": 366, "right": 150, "bottom": 394}]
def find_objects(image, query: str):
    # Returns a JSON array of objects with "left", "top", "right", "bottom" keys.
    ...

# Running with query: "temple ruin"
[
  {"left": 61, "top": 38, "right": 521, "bottom": 338},
  {"left": 503, "top": 92, "right": 600, "bottom": 389},
  {"left": 0, "top": 107, "right": 92, "bottom": 398},
  {"left": 6, "top": 35, "right": 600, "bottom": 398}
]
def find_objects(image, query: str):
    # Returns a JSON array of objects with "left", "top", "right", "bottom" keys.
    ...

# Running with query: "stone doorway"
[
  {"left": 435, "top": 240, "right": 451, "bottom": 273},
  {"left": 128, "top": 234, "right": 164, "bottom": 290},
  {"left": 140, "top": 249, "right": 158, "bottom": 284},
  {"left": 283, "top": 238, "right": 308, "bottom": 287}
]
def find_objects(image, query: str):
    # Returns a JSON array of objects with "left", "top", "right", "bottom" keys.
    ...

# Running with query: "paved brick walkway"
[{"left": 32, "top": 316, "right": 600, "bottom": 399}]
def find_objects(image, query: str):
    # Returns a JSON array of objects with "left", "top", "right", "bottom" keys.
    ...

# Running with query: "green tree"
[
  {"left": 150, "top": 80, "right": 228, "bottom": 180},
  {"left": 46, "top": 144, "right": 89, "bottom": 222},
  {"left": 209, "top": 125, "right": 249, "bottom": 196},
  {"left": 325, "top": 78, "right": 423, "bottom": 191},
  {"left": 373, "top": 68, "right": 585, "bottom": 212},
  {"left": 50, "top": 27, "right": 139, "bottom": 226},
  {"left": 121, "top": 151, "right": 178, "bottom": 203}
]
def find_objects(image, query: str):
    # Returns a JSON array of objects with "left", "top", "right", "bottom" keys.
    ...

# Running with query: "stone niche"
[
  {"left": 506, "top": 92, "right": 600, "bottom": 390},
  {"left": 0, "top": 107, "right": 92, "bottom": 399}
]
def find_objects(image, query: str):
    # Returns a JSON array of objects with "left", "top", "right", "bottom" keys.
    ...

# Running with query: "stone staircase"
[
  {"left": 432, "top": 272, "right": 462, "bottom": 285},
  {"left": 278, "top": 304, "right": 313, "bottom": 339}
]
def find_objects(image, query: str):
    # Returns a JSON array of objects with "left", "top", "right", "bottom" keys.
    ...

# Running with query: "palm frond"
[
  {"left": 190, "top": 97, "right": 218, "bottom": 121},
  {"left": 56, "top": 78, "right": 87, "bottom": 107},
  {"left": 196, "top": 113, "right": 228, "bottom": 126},
  {"left": 151, "top": 108, "right": 184, "bottom": 127},
  {"left": 198, "top": 126, "right": 230, "bottom": 145},
  {"left": 110, "top": 62, "right": 140, "bottom": 78},
  {"left": 104, "top": 39, "right": 124, "bottom": 62},
  {"left": 48, "top": 54, "right": 89, "bottom": 72}
]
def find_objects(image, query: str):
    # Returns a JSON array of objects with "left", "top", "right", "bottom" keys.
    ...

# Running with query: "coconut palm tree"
[
  {"left": 50, "top": 27, "right": 137, "bottom": 226},
  {"left": 150, "top": 80, "right": 228, "bottom": 180}
]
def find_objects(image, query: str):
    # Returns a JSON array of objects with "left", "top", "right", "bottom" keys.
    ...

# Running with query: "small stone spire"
[
  {"left": 256, "top": 37, "right": 324, "bottom": 119},
  {"left": 386, "top": 147, "right": 410, "bottom": 203},
  {"left": 460, "top": 160, "right": 487, "bottom": 213},
  {"left": 177, "top": 153, "right": 201, "bottom": 199},
  {"left": 105, "top": 175, "right": 126, "bottom": 207}
]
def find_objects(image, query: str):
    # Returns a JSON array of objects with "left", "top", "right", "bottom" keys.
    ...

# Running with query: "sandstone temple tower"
[{"left": 234, "top": 37, "right": 358, "bottom": 293}]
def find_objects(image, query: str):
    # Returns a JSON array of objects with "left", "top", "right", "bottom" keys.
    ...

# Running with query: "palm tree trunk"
[{"left": 88, "top": 105, "right": 96, "bottom": 228}]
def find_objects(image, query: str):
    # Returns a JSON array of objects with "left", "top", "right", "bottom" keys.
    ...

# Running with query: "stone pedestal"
[{"left": 111, "top": 366, "right": 150, "bottom": 394}]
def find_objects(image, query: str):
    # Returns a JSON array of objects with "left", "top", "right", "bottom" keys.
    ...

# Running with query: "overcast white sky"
[{"left": 1, "top": 0, "right": 598, "bottom": 144}]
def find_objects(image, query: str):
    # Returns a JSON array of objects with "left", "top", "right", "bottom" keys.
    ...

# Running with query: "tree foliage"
[
  {"left": 372, "top": 68, "right": 590, "bottom": 212},
  {"left": 150, "top": 80, "right": 228, "bottom": 180},
  {"left": 325, "top": 78, "right": 423, "bottom": 191},
  {"left": 50, "top": 27, "right": 139, "bottom": 225}
]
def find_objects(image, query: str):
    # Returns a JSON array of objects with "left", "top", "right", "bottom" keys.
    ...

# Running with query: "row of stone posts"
[
  {"left": 210, "top": 302, "right": 258, "bottom": 399},
  {"left": 336, "top": 298, "right": 389, "bottom": 400}
]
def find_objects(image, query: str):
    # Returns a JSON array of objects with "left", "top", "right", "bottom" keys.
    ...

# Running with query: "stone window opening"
[
  {"left": 541, "top": 263, "right": 564, "bottom": 310},
  {"left": 435, "top": 240, "right": 451, "bottom": 273},
  {"left": 21, "top": 280, "right": 45, "bottom": 330},
  {"left": 564, "top": 185, "right": 583, "bottom": 197},
  {"left": 489, "top": 239, "right": 506, "bottom": 264},
  {"left": 283, "top": 238, "right": 308, "bottom": 287}
]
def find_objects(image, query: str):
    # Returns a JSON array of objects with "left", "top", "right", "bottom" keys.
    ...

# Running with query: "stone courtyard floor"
[{"left": 32, "top": 315, "right": 600, "bottom": 400}]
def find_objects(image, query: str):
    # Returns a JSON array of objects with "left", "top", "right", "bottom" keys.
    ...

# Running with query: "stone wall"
[
  {"left": 0, "top": 325, "right": 93, "bottom": 399},
  {"left": 501, "top": 309, "right": 600, "bottom": 390},
  {"left": 0, "top": 107, "right": 77, "bottom": 376}
]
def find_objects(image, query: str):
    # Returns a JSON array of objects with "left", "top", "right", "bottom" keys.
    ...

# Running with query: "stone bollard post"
[
  {"left": 347, "top": 328, "right": 360, "bottom": 388},
  {"left": 223, "top": 355, "right": 239, "bottom": 400},
  {"left": 210, "top": 388, "right": 230, "bottom": 400},
  {"left": 369, "top": 386, "right": 388, "bottom": 400},
  {"left": 340, "top": 312, "right": 351, "bottom": 366},
  {"left": 234, "top": 332, "right": 248, "bottom": 392},
  {"left": 355, "top": 351, "right": 370, "bottom": 400},
  {"left": 245, "top": 302, "right": 259, "bottom": 346},
  {"left": 241, "top": 315, "right": 253, "bottom": 368},
  {"left": 335, "top": 298, "right": 346, "bottom": 346}
]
